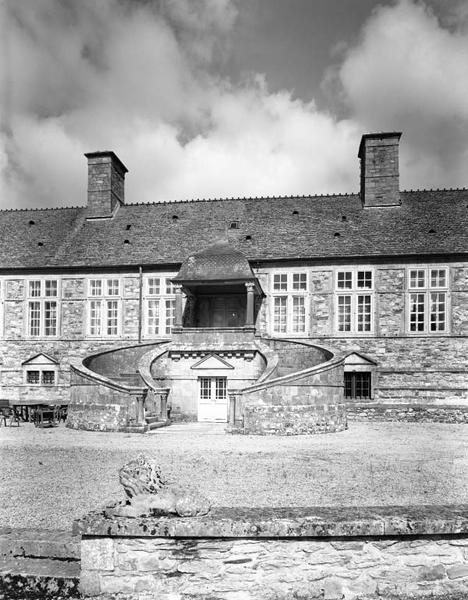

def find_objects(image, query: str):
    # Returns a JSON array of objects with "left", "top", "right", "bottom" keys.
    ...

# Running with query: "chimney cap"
[
  {"left": 84, "top": 150, "right": 128, "bottom": 175},
  {"left": 358, "top": 132, "right": 402, "bottom": 158}
]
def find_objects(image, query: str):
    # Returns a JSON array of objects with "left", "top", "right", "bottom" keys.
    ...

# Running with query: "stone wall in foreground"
[{"left": 76, "top": 505, "right": 468, "bottom": 599}]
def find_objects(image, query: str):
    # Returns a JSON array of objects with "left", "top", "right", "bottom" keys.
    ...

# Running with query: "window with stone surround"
[
  {"left": 335, "top": 269, "right": 373, "bottom": 334},
  {"left": 22, "top": 353, "right": 59, "bottom": 386},
  {"left": 344, "top": 372, "right": 371, "bottom": 399},
  {"left": 143, "top": 276, "right": 177, "bottom": 337},
  {"left": 26, "top": 369, "right": 56, "bottom": 385},
  {"left": 407, "top": 267, "right": 448, "bottom": 333},
  {"left": 271, "top": 272, "right": 308, "bottom": 335},
  {"left": 26, "top": 279, "right": 59, "bottom": 337},
  {"left": 87, "top": 278, "right": 121, "bottom": 337}
]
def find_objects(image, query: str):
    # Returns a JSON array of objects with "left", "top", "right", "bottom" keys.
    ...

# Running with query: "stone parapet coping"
[{"left": 74, "top": 505, "right": 468, "bottom": 539}]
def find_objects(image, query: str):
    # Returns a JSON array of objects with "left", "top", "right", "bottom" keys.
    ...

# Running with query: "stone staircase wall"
[
  {"left": 260, "top": 338, "right": 332, "bottom": 379},
  {"left": 84, "top": 342, "right": 164, "bottom": 386}
]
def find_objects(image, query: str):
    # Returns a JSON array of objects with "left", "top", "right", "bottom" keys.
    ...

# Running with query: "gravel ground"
[{"left": 0, "top": 421, "right": 467, "bottom": 531}]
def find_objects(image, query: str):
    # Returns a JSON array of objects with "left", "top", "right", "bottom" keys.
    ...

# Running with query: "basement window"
[
  {"left": 229, "top": 221, "right": 239, "bottom": 229},
  {"left": 245, "top": 235, "right": 252, "bottom": 241}
]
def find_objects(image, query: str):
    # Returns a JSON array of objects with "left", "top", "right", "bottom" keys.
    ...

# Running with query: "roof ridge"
[
  {"left": 0, "top": 205, "right": 86, "bottom": 213},
  {"left": 125, "top": 191, "right": 360, "bottom": 207},
  {"left": 402, "top": 187, "right": 468, "bottom": 193}
]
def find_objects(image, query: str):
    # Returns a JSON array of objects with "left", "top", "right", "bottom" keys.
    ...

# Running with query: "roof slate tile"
[{"left": 0, "top": 189, "right": 467, "bottom": 270}]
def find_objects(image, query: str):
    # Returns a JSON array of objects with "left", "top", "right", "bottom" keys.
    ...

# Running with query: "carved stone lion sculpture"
[{"left": 106, "top": 454, "right": 211, "bottom": 518}]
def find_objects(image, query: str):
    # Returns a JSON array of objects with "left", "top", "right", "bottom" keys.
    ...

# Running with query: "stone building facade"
[{"left": 1, "top": 132, "right": 467, "bottom": 430}]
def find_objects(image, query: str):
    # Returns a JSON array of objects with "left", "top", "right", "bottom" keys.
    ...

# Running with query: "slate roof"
[
  {"left": 0, "top": 188, "right": 468, "bottom": 270},
  {"left": 174, "top": 239, "right": 256, "bottom": 282}
]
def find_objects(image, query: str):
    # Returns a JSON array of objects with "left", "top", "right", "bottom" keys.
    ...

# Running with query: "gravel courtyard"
[{"left": 1, "top": 421, "right": 467, "bottom": 531}]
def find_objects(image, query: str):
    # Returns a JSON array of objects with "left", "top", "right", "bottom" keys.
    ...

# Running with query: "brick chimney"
[
  {"left": 85, "top": 151, "right": 128, "bottom": 218},
  {"left": 358, "top": 132, "right": 401, "bottom": 208}
]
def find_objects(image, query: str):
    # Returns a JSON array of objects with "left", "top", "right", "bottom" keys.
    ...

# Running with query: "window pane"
[
  {"left": 106, "top": 300, "right": 119, "bottom": 335},
  {"left": 409, "top": 270, "right": 425, "bottom": 288},
  {"left": 29, "top": 281, "right": 41, "bottom": 297},
  {"left": 292, "top": 296, "right": 306, "bottom": 332},
  {"left": 165, "top": 280, "right": 176, "bottom": 295},
  {"left": 344, "top": 373, "right": 353, "bottom": 398},
  {"left": 273, "top": 274, "right": 288, "bottom": 291},
  {"left": 337, "top": 296, "right": 351, "bottom": 332},
  {"left": 199, "top": 378, "right": 211, "bottom": 400},
  {"left": 273, "top": 296, "right": 287, "bottom": 333},
  {"left": 107, "top": 279, "right": 120, "bottom": 296},
  {"left": 337, "top": 272, "right": 352, "bottom": 289},
  {"left": 430, "top": 292, "right": 446, "bottom": 332},
  {"left": 292, "top": 273, "right": 307, "bottom": 291},
  {"left": 90, "top": 280, "right": 102, "bottom": 296},
  {"left": 147, "top": 299, "right": 160, "bottom": 336},
  {"left": 357, "top": 271, "right": 372, "bottom": 289},
  {"left": 344, "top": 372, "right": 371, "bottom": 399},
  {"left": 45, "top": 280, "right": 57, "bottom": 297},
  {"left": 89, "top": 300, "right": 102, "bottom": 335},
  {"left": 28, "top": 301, "right": 41, "bottom": 336},
  {"left": 147, "top": 278, "right": 160, "bottom": 295},
  {"left": 355, "top": 373, "right": 371, "bottom": 398},
  {"left": 44, "top": 301, "right": 57, "bottom": 336},
  {"left": 215, "top": 378, "right": 227, "bottom": 400},
  {"left": 42, "top": 371, "right": 55, "bottom": 385},
  {"left": 409, "top": 293, "right": 425, "bottom": 332},
  {"left": 165, "top": 299, "right": 175, "bottom": 334},
  {"left": 357, "top": 295, "right": 371, "bottom": 332},
  {"left": 430, "top": 269, "right": 446, "bottom": 288},
  {"left": 26, "top": 370, "right": 40, "bottom": 384}
]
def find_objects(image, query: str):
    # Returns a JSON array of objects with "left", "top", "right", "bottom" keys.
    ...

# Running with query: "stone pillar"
[
  {"left": 245, "top": 282, "right": 255, "bottom": 327},
  {"left": 134, "top": 393, "right": 145, "bottom": 427},
  {"left": 174, "top": 284, "right": 183, "bottom": 328},
  {"left": 228, "top": 392, "right": 236, "bottom": 426}
]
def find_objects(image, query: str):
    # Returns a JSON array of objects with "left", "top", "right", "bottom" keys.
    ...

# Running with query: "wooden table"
[{"left": 31, "top": 404, "right": 60, "bottom": 428}]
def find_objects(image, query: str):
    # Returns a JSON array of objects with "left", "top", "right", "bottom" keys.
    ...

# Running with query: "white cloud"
[
  {"left": 1, "top": 0, "right": 468, "bottom": 209},
  {"left": 339, "top": 0, "right": 468, "bottom": 189}
]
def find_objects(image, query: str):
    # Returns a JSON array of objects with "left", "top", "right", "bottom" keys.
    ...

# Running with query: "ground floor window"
[
  {"left": 344, "top": 372, "right": 371, "bottom": 399},
  {"left": 199, "top": 377, "right": 227, "bottom": 401},
  {"left": 25, "top": 369, "right": 56, "bottom": 385}
]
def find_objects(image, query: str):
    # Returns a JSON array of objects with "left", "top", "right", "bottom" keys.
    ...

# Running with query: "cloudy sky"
[{"left": 1, "top": 0, "right": 468, "bottom": 209}]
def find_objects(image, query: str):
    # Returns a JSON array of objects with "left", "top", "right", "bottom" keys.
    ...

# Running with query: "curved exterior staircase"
[{"left": 67, "top": 335, "right": 347, "bottom": 435}]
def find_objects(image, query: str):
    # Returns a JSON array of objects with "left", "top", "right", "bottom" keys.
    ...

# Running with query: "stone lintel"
[{"left": 74, "top": 504, "right": 468, "bottom": 539}]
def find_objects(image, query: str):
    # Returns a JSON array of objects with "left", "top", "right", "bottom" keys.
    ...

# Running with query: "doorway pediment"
[{"left": 191, "top": 353, "right": 235, "bottom": 370}]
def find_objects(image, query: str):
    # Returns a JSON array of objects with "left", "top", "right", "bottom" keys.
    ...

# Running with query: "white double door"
[{"left": 198, "top": 376, "right": 228, "bottom": 422}]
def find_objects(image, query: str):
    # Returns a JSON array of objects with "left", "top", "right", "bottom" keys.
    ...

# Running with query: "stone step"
[
  {"left": 147, "top": 419, "right": 171, "bottom": 431},
  {"left": 0, "top": 556, "right": 80, "bottom": 599},
  {"left": 145, "top": 415, "right": 163, "bottom": 424}
]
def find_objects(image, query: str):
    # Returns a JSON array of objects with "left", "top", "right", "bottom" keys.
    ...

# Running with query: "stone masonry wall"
[
  {"left": 81, "top": 536, "right": 468, "bottom": 599},
  {"left": 0, "top": 271, "right": 172, "bottom": 405},
  {"left": 78, "top": 506, "right": 468, "bottom": 599},
  {"left": 1, "top": 260, "right": 468, "bottom": 412}
]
